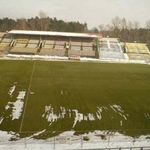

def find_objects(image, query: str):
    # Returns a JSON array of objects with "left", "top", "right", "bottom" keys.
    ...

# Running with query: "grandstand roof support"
[{"left": 96, "top": 38, "right": 100, "bottom": 52}]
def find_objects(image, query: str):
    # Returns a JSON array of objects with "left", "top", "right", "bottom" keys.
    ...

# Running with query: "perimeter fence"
[{"left": 1, "top": 130, "right": 150, "bottom": 149}]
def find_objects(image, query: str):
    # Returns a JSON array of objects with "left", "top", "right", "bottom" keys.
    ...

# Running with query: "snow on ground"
[
  {"left": 5, "top": 54, "right": 68, "bottom": 61},
  {"left": 42, "top": 104, "right": 132, "bottom": 128},
  {"left": 2, "top": 101, "right": 148, "bottom": 148},
  {"left": 120, "top": 120, "right": 123, "bottom": 126},
  {"left": 60, "top": 90, "right": 68, "bottom": 96},
  {"left": 72, "top": 109, "right": 83, "bottom": 128},
  {"left": 0, "top": 117, "right": 4, "bottom": 124},
  {"left": 8, "top": 84, "right": 16, "bottom": 97},
  {"left": 11, "top": 99, "right": 24, "bottom": 120},
  {"left": 0, "top": 54, "right": 149, "bottom": 149},
  {"left": 42, "top": 105, "right": 103, "bottom": 128},
  {"left": 30, "top": 91, "right": 34, "bottom": 95},
  {"left": 30, "top": 129, "right": 46, "bottom": 138},
  {"left": 0, "top": 130, "right": 150, "bottom": 150},
  {"left": 2, "top": 91, "right": 26, "bottom": 122},
  {"left": 16, "top": 91, "right": 26, "bottom": 100},
  {"left": 96, "top": 107, "right": 103, "bottom": 120},
  {"left": 0, "top": 131, "right": 14, "bottom": 142},
  {"left": 2, "top": 54, "right": 149, "bottom": 65},
  {"left": 109, "top": 104, "right": 129, "bottom": 120},
  {"left": 145, "top": 113, "right": 150, "bottom": 118}
]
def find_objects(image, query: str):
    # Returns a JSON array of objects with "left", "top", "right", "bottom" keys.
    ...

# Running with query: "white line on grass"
[{"left": 19, "top": 61, "right": 36, "bottom": 133}]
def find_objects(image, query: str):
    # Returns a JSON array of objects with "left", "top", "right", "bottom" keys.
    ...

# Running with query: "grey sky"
[{"left": 0, "top": 0, "right": 149, "bottom": 29}]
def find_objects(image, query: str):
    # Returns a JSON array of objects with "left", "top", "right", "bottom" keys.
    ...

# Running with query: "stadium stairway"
[{"left": 99, "top": 51, "right": 125, "bottom": 60}]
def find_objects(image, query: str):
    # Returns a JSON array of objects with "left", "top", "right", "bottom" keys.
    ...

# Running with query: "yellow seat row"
[
  {"left": 125, "top": 43, "right": 138, "bottom": 53},
  {"left": 137, "top": 44, "right": 149, "bottom": 54},
  {"left": 17, "top": 39, "right": 29, "bottom": 44}
]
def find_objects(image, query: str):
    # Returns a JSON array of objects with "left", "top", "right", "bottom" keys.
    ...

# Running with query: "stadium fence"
[{"left": 1, "top": 130, "right": 150, "bottom": 149}]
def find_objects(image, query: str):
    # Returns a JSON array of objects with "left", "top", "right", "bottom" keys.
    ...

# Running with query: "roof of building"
[{"left": 8, "top": 30, "right": 101, "bottom": 38}]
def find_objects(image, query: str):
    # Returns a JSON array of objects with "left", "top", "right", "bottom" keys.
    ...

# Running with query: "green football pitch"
[{"left": 0, "top": 60, "right": 150, "bottom": 139}]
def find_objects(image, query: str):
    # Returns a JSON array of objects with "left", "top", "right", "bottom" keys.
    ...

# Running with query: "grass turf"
[{"left": 0, "top": 60, "right": 150, "bottom": 138}]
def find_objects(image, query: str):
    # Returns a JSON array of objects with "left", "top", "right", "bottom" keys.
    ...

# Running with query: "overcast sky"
[{"left": 0, "top": 0, "right": 149, "bottom": 29}]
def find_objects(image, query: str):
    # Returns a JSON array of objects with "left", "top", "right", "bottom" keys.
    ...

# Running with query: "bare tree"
[
  {"left": 127, "top": 21, "right": 133, "bottom": 30},
  {"left": 120, "top": 18, "right": 128, "bottom": 41},
  {"left": 105, "top": 24, "right": 114, "bottom": 37},
  {"left": 111, "top": 16, "right": 121, "bottom": 38},
  {"left": 121, "top": 18, "right": 127, "bottom": 29},
  {"left": 38, "top": 10, "right": 50, "bottom": 31},
  {"left": 17, "top": 18, "right": 27, "bottom": 30},
  {"left": 146, "top": 20, "right": 150, "bottom": 43},
  {"left": 111, "top": 16, "right": 121, "bottom": 29},
  {"left": 133, "top": 21, "right": 140, "bottom": 42},
  {"left": 99, "top": 24, "right": 106, "bottom": 36},
  {"left": 133, "top": 21, "right": 140, "bottom": 29},
  {"left": 146, "top": 20, "right": 150, "bottom": 29},
  {"left": 126, "top": 21, "right": 133, "bottom": 42},
  {"left": 28, "top": 18, "right": 36, "bottom": 30},
  {"left": 106, "top": 24, "right": 113, "bottom": 31},
  {"left": 39, "top": 10, "right": 47, "bottom": 19}
]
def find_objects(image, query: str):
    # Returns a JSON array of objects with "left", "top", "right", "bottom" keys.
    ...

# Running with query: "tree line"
[
  {"left": 0, "top": 11, "right": 88, "bottom": 33},
  {"left": 97, "top": 16, "right": 150, "bottom": 44},
  {"left": 0, "top": 12, "right": 150, "bottom": 43}
]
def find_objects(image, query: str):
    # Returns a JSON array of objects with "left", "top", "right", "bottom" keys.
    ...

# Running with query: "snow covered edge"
[{"left": 0, "top": 54, "right": 150, "bottom": 65}]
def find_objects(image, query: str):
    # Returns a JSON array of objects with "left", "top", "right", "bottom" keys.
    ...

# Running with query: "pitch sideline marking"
[{"left": 19, "top": 61, "right": 36, "bottom": 133}]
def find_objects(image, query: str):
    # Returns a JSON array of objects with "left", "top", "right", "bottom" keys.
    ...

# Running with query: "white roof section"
[{"left": 8, "top": 30, "right": 100, "bottom": 38}]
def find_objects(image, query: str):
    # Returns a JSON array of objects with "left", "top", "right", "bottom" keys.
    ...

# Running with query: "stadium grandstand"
[
  {"left": 10, "top": 35, "right": 40, "bottom": 54},
  {"left": 68, "top": 37, "right": 95, "bottom": 58},
  {"left": 0, "top": 30, "right": 150, "bottom": 62},
  {"left": 121, "top": 42, "right": 150, "bottom": 61},
  {"left": 99, "top": 38, "right": 125, "bottom": 60},
  {"left": 0, "top": 32, "right": 11, "bottom": 55},
  {"left": 2, "top": 30, "right": 100, "bottom": 58}
]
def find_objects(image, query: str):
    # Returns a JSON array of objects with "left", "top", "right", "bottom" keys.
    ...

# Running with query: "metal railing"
[{"left": 0, "top": 130, "right": 150, "bottom": 149}]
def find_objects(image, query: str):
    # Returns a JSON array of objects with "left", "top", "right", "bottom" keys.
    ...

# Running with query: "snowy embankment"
[
  {"left": 0, "top": 130, "right": 150, "bottom": 150},
  {"left": 0, "top": 54, "right": 149, "bottom": 65},
  {"left": 4, "top": 54, "right": 68, "bottom": 61}
]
